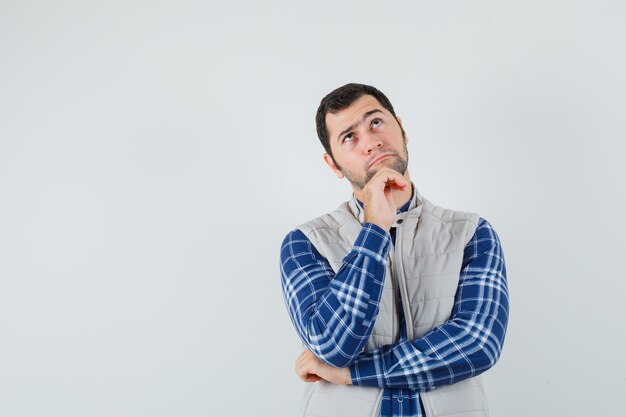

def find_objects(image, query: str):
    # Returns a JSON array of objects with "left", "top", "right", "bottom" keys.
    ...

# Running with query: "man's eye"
[
  {"left": 343, "top": 134, "right": 354, "bottom": 143},
  {"left": 371, "top": 119, "right": 382, "bottom": 129}
]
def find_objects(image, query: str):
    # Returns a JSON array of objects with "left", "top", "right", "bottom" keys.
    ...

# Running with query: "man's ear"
[
  {"left": 323, "top": 153, "right": 345, "bottom": 179},
  {"left": 396, "top": 116, "right": 408, "bottom": 144}
]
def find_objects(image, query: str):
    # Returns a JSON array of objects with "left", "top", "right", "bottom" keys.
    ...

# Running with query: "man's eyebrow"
[{"left": 336, "top": 109, "right": 383, "bottom": 142}]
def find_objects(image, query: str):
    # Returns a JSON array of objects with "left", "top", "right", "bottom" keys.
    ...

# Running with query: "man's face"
[{"left": 324, "top": 95, "right": 409, "bottom": 190}]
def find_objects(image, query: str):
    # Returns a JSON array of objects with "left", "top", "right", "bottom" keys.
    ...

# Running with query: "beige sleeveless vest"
[{"left": 297, "top": 189, "right": 488, "bottom": 417}]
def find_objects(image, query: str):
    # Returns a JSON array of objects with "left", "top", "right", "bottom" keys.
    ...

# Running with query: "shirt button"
[{"left": 397, "top": 395, "right": 403, "bottom": 403}]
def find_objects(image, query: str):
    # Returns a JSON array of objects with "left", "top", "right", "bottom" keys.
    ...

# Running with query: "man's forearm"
[
  {"left": 281, "top": 223, "right": 392, "bottom": 367},
  {"left": 349, "top": 310, "right": 508, "bottom": 391},
  {"left": 349, "top": 218, "right": 509, "bottom": 391}
]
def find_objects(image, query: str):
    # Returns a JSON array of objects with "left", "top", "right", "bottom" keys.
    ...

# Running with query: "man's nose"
[{"left": 362, "top": 133, "right": 383, "bottom": 153}]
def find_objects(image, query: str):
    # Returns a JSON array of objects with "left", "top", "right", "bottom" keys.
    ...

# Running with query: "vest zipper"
[
  {"left": 394, "top": 224, "right": 415, "bottom": 340},
  {"left": 387, "top": 249, "right": 398, "bottom": 341}
]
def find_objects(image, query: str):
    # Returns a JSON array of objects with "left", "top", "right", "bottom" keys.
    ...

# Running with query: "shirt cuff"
[
  {"left": 349, "top": 350, "right": 386, "bottom": 387},
  {"left": 350, "top": 223, "right": 392, "bottom": 264}
]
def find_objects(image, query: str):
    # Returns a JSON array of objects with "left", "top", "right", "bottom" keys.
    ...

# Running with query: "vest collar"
[{"left": 347, "top": 183, "right": 424, "bottom": 227}]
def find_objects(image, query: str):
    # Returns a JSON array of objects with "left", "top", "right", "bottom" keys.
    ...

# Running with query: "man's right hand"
[{"left": 362, "top": 168, "right": 408, "bottom": 231}]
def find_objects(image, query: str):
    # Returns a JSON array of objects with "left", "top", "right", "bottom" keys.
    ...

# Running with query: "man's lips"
[{"left": 369, "top": 153, "right": 393, "bottom": 168}]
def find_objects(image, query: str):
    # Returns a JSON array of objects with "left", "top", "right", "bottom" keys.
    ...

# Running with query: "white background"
[{"left": 1, "top": 1, "right": 625, "bottom": 416}]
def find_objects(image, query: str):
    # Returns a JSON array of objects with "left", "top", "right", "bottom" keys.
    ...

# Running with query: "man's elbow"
[
  {"left": 305, "top": 323, "right": 364, "bottom": 367},
  {"left": 301, "top": 337, "right": 358, "bottom": 368},
  {"left": 470, "top": 340, "right": 503, "bottom": 374},
  {"left": 467, "top": 316, "right": 507, "bottom": 374}
]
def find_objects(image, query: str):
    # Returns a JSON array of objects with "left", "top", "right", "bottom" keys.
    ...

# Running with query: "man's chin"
[{"left": 366, "top": 158, "right": 407, "bottom": 180}]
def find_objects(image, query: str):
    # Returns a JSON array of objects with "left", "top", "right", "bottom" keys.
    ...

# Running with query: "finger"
[
  {"left": 304, "top": 375, "right": 323, "bottom": 383},
  {"left": 373, "top": 169, "right": 407, "bottom": 188},
  {"left": 295, "top": 357, "right": 307, "bottom": 378},
  {"left": 384, "top": 186, "right": 395, "bottom": 207},
  {"left": 385, "top": 174, "right": 407, "bottom": 188},
  {"left": 295, "top": 352, "right": 318, "bottom": 382},
  {"left": 296, "top": 364, "right": 311, "bottom": 382},
  {"left": 394, "top": 177, "right": 408, "bottom": 187}
]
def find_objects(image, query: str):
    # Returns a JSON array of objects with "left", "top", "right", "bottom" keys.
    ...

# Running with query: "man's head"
[
  {"left": 316, "top": 83, "right": 404, "bottom": 157},
  {"left": 315, "top": 83, "right": 409, "bottom": 190}
]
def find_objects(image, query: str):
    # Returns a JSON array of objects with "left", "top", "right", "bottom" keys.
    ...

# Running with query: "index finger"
[{"left": 371, "top": 168, "right": 408, "bottom": 188}]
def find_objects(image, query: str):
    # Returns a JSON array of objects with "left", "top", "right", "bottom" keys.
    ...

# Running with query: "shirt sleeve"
[
  {"left": 280, "top": 224, "right": 392, "bottom": 367},
  {"left": 349, "top": 218, "right": 509, "bottom": 391}
]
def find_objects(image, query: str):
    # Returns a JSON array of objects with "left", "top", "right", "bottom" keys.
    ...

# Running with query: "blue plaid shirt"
[{"left": 280, "top": 204, "right": 509, "bottom": 417}]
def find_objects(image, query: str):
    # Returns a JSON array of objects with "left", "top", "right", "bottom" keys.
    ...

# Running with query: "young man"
[{"left": 280, "top": 83, "right": 509, "bottom": 417}]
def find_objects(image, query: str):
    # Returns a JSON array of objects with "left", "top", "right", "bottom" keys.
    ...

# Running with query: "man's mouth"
[{"left": 369, "top": 153, "right": 393, "bottom": 168}]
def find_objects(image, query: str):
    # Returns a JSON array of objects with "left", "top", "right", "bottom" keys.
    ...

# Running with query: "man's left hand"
[{"left": 295, "top": 350, "right": 352, "bottom": 385}]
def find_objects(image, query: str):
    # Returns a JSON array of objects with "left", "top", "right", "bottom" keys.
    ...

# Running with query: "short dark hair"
[{"left": 315, "top": 83, "right": 398, "bottom": 157}]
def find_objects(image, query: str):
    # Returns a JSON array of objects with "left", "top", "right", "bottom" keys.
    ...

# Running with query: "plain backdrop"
[{"left": 1, "top": 1, "right": 625, "bottom": 416}]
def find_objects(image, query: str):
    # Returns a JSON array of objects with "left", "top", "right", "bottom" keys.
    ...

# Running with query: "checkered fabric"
[{"left": 280, "top": 217, "right": 509, "bottom": 417}]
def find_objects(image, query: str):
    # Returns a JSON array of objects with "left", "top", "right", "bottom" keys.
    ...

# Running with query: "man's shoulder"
[
  {"left": 470, "top": 217, "right": 503, "bottom": 244},
  {"left": 296, "top": 202, "right": 354, "bottom": 237},
  {"left": 419, "top": 197, "right": 481, "bottom": 226},
  {"left": 280, "top": 205, "right": 346, "bottom": 250}
]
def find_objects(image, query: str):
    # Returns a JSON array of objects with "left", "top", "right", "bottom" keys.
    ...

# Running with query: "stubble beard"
[{"left": 337, "top": 144, "right": 409, "bottom": 190}]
